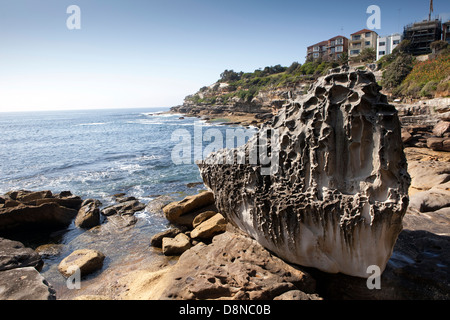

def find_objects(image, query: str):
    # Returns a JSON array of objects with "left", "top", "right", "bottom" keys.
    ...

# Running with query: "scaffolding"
[{"left": 403, "top": 19, "right": 442, "bottom": 55}]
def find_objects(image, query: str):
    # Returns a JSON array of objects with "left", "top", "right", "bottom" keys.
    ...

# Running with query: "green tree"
[
  {"left": 359, "top": 48, "right": 376, "bottom": 63},
  {"left": 286, "top": 62, "right": 301, "bottom": 74},
  {"left": 338, "top": 52, "right": 349, "bottom": 65},
  {"left": 382, "top": 53, "right": 414, "bottom": 89}
]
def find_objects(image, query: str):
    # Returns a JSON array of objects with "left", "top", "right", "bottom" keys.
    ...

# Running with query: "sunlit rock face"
[{"left": 199, "top": 67, "right": 411, "bottom": 278}]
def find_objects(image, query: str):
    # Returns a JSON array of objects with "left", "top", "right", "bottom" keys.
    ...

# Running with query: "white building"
[{"left": 376, "top": 33, "right": 403, "bottom": 61}]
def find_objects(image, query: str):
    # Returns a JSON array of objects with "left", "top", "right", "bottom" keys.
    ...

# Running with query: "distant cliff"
[{"left": 170, "top": 64, "right": 322, "bottom": 126}]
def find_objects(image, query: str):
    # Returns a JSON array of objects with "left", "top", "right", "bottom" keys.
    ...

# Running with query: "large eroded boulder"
[{"left": 199, "top": 67, "right": 411, "bottom": 278}]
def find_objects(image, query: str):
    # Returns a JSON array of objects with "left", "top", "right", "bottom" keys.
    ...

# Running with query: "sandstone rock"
[
  {"left": 163, "top": 191, "right": 215, "bottom": 224},
  {"left": 73, "top": 295, "right": 111, "bottom": 300},
  {"left": 432, "top": 121, "right": 450, "bottom": 137},
  {"left": 190, "top": 213, "right": 227, "bottom": 239},
  {"left": 0, "top": 267, "right": 56, "bottom": 300},
  {"left": 273, "top": 290, "right": 322, "bottom": 300},
  {"left": 409, "top": 189, "right": 450, "bottom": 213},
  {"left": 7, "top": 190, "right": 53, "bottom": 203},
  {"left": 81, "top": 198, "right": 102, "bottom": 208},
  {"left": 162, "top": 233, "right": 192, "bottom": 256},
  {"left": 408, "top": 161, "right": 450, "bottom": 193},
  {"left": 150, "top": 227, "right": 186, "bottom": 248},
  {"left": 106, "top": 214, "right": 137, "bottom": 229},
  {"left": 0, "top": 202, "right": 78, "bottom": 233},
  {"left": 101, "top": 200, "right": 145, "bottom": 216},
  {"left": 58, "top": 249, "right": 105, "bottom": 278},
  {"left": 192, "top": 211, "right": 218, "bottom": 228},
  {"left": 0, "top": 238, "right": 43, "bottom": 272},
  {"left": 119, "top": 229, "right": 316, "bottom": 300},
  {"left": 35, "top": 197, "right": 83, "bottom": 210},
  {"left": 75, "top": 202, "right": 100, "bottom": 229},
  {"left": 35, "top": 244, "right": 65, "bottom": 258},
  {"left": 199, "top": 68, "right": 411, "bottom": 278}
]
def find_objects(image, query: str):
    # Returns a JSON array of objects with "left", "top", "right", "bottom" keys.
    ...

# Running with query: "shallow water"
[{"left": 0, "top": 108, "right": 255, "bottom": 298}]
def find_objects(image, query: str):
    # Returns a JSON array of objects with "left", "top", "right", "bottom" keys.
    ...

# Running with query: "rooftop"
[{"left": 351, "top": 28, "right": 378, "bottom": 36}]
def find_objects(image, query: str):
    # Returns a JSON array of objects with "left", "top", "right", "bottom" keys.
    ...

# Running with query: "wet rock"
[
  {"left": 6, "top": 190, "right": 53, "bottom": 203},
  {"left": 0, "top": 238, "right": 43, "bottom": 272},
  {"left": 35, "top": 244, "right": 65, "bottom": 258},
  {"left": 75, "top": 202, "right": 101, "bottom": 229},
  {"left": 101, "top": 200, "right": 145, "bottom": 217},
  {"left": 190, "top": 213, "right": 227, "bottom": 240},
  {"left": 0, "top": 202, "right": 78, "bottom": 233},
  {"left": 163, "top": 191, "right": 215, "bottom": 224},
  {"left": 106, "top": 214, "right": 137, "bottom": 229},
  {"left": 0, "top": 267, "right": 56, "bottom": 300},
  {"left": 199, "top": 68, "right": 411, "bottom": 278},
  {"left": 162, "top": 233, "right": 192, "bottom": 256},
  {"left": 58, "top": 249, "right": 105, "bottom": 278}
]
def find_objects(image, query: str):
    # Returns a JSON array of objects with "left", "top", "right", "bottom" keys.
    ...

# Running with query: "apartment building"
[
  {"left": 306, "top": 40, "right": 328, "bottom": 61},
  {"left": 348, "top": 29, "right": 378, "bottom": 58},
  {"left": 327, "top": 36, "right": 349, "bottom": 61},
  {"left": 377, "top": 33, "right": 403, "bottom": 61},
  {"left": 306, "top": 36, "right": 348, "bottom": 62}
]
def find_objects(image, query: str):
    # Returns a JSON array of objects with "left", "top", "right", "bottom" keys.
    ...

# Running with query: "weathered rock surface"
[
  {"left": 162, "top": 233, "right": 192, "bottom": 256},
  {"left": 190, "top": 213, "right": 227, "bottom": 239},
  {"left": 0, "top": 267, "right": 56, "bottom": 300},
  {"left": 0, "top": 238, "right": 43, "bottom": 272},
  {"left": 150, "top": 227, "right": 187, "bottom": 248},
  {"left": 120, "top": 228, "right": 317, "bottom": 300},
  {"left": 199, "top": 68, "right": 411, "bottom": 278},
  {"left": 58, "top": 249, "right": 105, "bottom": 278},
  {"left": 163, "top": 191, "right": 215, "bottom": 224},
  {"left": 101, "top": 199, "right": 145, "bottom": 216},
  {"left": 0, "top": 238, "right": 55, "bottom": 300},
  {"left": 75, "top": 202, "right": 101, "bottom": 229},
  {"left": 0, "top": 202, "right": 78, "bottom": 233}
]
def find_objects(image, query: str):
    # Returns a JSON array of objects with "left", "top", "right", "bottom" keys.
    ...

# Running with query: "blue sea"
[{"left": 0, "top": 107, "right": 255, "bottom": 298}]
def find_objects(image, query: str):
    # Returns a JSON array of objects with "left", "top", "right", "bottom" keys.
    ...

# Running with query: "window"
[
  {"left": 313, "top": 53, "right": 319, "bottom": 58},
  {"left": 365, "top": 32, "right": 372, "bottom": 38},
  {"left": 365, "top": 41, "right": 371, "bottom": 46},
  {"left": 393, "top": 40, "right": 400, "bottom": 45},
  {"left": 330, "top": 47, "right": 335, "bottom": 53},
  {"left": 336, "top": 46, "right": 343, "bottom": 52},
  {"left": 352, "top": 35, "right": 361, "bottom": 40},
  {"left": 379, "top": 42, "right": 386, "bottom": 46},
  {"left": 313, "top": 46, "right": 319, "bottom": 52},
  {"left": 379, "top": 51, "right": 386, "bottom": 55},
  {"left": 336, "top": 54, "right": 341, "bottom": 59},
  {"left": 336, "top": 38, "right": 343, "bottom": 44},
  {"left": 330, "top": 41, "right": 335, "bottom": 46},
  {"left": 350, "top": 49, "right": 360, "bottom": 55}
]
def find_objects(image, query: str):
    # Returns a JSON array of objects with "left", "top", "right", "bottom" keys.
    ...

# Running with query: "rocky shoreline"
[
  {"left": 0, "top": 144, "right": 449, "bottom": 300},
  {"left": 1, "top": 69, "right": 449, "bottom": 300}
]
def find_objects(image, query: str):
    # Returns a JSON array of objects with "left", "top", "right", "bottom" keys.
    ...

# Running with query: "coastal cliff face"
[
  {"left": 171, "top": 81, "right": 310, "bottom": 126},
  {"left": 199, "top": 67, "right": 411, "bottom": 278}
]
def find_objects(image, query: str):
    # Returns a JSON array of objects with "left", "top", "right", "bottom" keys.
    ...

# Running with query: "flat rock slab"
[
  {"left": 58, "top": 249, "right": 105, "bottom": 278},
  {"left": 120, "top": 228, "right": 317, "bottom": 300},
  {"left": 0, "top": 267, "right": 56, "bottom": 300},
  {"left": 0, "top": 237, "right": 43, "bottom": 272}
]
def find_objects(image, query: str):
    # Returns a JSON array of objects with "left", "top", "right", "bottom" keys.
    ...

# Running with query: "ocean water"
[{"left": 0, "top": 107, "right": 255, "bottom": 298}]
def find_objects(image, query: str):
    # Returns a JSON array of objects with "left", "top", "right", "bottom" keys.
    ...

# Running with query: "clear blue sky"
[{"left": 0, "top": 0, "right": 449, "bottom": 111}]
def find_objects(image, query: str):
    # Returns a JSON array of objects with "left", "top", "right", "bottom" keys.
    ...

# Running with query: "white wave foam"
[{"left": 77, "top": 122, "right": 107, "bottom": 126}]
